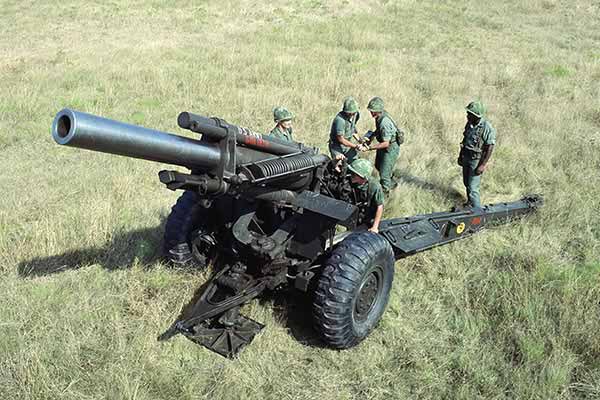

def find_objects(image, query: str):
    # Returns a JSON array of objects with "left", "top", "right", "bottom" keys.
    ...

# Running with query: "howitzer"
[{"left": 52, "top": 108, "right": 543, "bottom": 357}]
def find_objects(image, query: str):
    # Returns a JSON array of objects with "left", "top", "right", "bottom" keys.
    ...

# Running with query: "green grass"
[
  {"left": 546, "top": 65, "right": 571, "bottom": 78},
  {"left": 1, "top": 0, "right": 600, "bottom": 399}
]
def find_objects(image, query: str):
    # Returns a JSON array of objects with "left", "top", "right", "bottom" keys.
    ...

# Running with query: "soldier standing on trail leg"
[
  {"left": 269, "top": 106, "right": 294, "bottom": 142},
  {"left": 348, "top": 159, "right": 385, "bottom": 233},
  {"left": 329, "top": 97, "right": 361, "bottom": 164},
  {"left": 457, "top": 100, "right": 496, "bottom": 208},
  {"left": 360, "top": 97, "right": 403, "bottom": 194}
]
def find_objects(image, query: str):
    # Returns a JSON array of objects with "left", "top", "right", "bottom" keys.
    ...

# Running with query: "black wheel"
[
  {"left": 163, "top": 191, "right": 213, "bottom": 267},
  {"left": 312, "top": 231, "right": 395, "bottom": 349}
]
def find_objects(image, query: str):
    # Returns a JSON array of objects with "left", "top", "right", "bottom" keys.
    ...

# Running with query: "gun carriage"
[{"left": 52, "top": 108, "right": 542, "bottom": 357}]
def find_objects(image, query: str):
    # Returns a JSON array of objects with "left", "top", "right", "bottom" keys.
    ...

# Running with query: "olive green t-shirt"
[
  {"left": 461, "top": 119, "right": 496, "bottom": 155},
  {"left": 374, "top": 112, "right": 399, "bottom": 153},
  {"left": 355, "top": 175, "right": 385, "bottom": 217},
  {"left": 329, "top": 112, "right": 358, "bottom": 155}
]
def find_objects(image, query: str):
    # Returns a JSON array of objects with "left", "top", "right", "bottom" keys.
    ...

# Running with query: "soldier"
[
  {"left": 457, "top": 100, "right": 496, "bottom": 208},
  {"left": 329, "top": 96, "right": 361, "bottom": 163},
  {"left": 359, "top": 97, "right": 404, "bottom": 193},
  {"left": 269, "top": 106, "right": 294, "bottom": 141},
  {"left": 348, "top": 159, "right": 385, "bottom": 233}
]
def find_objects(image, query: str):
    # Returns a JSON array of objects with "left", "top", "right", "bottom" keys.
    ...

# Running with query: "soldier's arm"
[
  {"left": 475, "top": 125, "right": 496, "bottom": 174},
  {"left": 367, "top": 119, "right": 394, "bottom": 150},
  {"left": 475, "top": 145, "right": 494, "bottom": 174},
  {"left": 369, "top": 204, "right": 384, "bottom": 233},
  {"left": 337, "top": 133, "right": 358, "bottom": 149},
  {"left": 368, "top": 140, "right": 389, "bottom": 150},
  {"left": 369, "top": 184, "right": 385, "bottom": 233}
]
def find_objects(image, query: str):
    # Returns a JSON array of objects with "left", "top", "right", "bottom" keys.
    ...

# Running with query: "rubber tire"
[
  {"left": 163, "top": 191, "right": 208, "bottom": 266},
  {"left": 312, "top": 231, "right": 395, "bottom": 349}
]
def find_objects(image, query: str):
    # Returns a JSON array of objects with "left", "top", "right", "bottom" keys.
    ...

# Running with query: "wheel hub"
[{"left": 354, "top": 271, "right": 380, "bottom": 322}]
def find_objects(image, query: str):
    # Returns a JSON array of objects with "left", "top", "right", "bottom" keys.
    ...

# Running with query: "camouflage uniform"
[
  {"left": 367, "top": 97, "right": 402, "bottom": 192},
  {"left": 459, "top": 102, "right": 496, "bottom": 208},
  {"left": 329, "top": 97, "right": 360, "bottom": 163},
  {"left": 269, "top": 106, "right": 294, "bottom": 142},
  {"left": 269, "top": 126, "right": 293, "bottom": 141}
]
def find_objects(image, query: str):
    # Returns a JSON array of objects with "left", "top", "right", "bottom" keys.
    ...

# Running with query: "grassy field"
[{"left": 1, "top": 0, "right": 599, "bottom": 398}]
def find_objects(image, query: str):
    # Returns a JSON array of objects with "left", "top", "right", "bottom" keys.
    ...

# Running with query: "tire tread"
[{"left": 312, "top": 231, "right": 394, "bottom": 349}]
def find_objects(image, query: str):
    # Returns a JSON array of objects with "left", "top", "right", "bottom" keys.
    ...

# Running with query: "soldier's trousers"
[
  {"left": 375, "top": 145, "right": 400, "bottom": 192},
  {"left": 462, "top": 159, "right": 481, "bottom": 208}
]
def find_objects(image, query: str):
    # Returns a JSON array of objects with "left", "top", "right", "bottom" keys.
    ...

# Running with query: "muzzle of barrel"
[{"left": 52, "top": 108, "right": 221, "bottom": 170}]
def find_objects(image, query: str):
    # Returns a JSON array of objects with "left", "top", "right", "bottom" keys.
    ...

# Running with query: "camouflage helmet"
[
  {"left": 342, "top": 96, "right": 359, "bottom": 113},
  {"left": 348, "top": 158, "right": 373, "bottom": 179},
  {"left": 367, "top": 96, "right": 384, "bottom": 112},
  {"left": 273, "top": 106, "right": 294, "bottom": 122},
  {"left": 465, "top": 100, "right": 485, "bottom": 118}
]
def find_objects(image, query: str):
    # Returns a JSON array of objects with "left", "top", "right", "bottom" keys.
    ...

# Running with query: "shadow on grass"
[
  {"left": 17, "top": 225, "right": 164, "bottom": 277},
  {"left": 395, "top": 172, "right": 465, "bottom": 203},
  {"left": 17, "top": 226, "right": 328, "bottom": 349},
  {"left": 264, "top": 289, "right": 328, "bottom": 349}
]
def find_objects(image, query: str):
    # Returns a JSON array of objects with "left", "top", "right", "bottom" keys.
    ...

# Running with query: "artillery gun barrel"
[
  {"left": 52, "top": 108, "right": 305, "bottom": 172},
  {"left": 52, "top": 108, "right": 222, "bottom": 170}
]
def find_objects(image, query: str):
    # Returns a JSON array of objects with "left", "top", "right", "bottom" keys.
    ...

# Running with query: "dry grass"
[{"left": 1, "top": 0, "right": 599, "bottom": 399}]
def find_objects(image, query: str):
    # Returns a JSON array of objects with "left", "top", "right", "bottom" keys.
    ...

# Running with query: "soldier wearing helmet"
[
  {"left": 270, "top": 106, "right": 294, "bottom": 142},
  {"left": 458, "top": 100, "right": 496, "bottom": 208},
  {"left": 359, "top": 96, "right": 404, "bottom": 193},
  {"left": 348, "top": 159, "right": 385, "bottom": 233},
  {"left": 329, "top": 96, "right": 361, "bottom": 163}
]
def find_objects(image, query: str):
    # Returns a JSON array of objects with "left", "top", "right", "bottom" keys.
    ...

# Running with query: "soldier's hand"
[
  {"left": 333, "top": 157, "right": 345, "bottom": 173},
  {"left": 475, "top": 164, "right": 486, "bottom": 175},
  {"left": 368, "top": 226, "right": 379, "bottom": 233}
]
